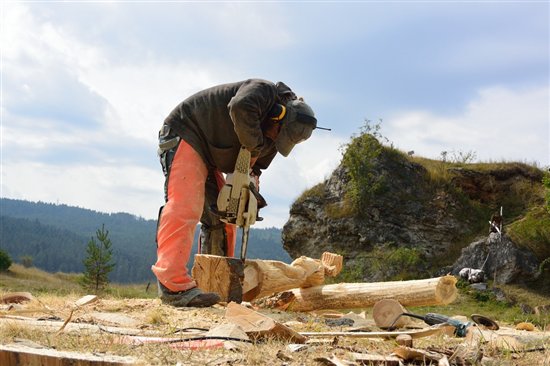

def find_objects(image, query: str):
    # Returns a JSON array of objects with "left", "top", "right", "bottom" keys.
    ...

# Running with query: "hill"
[
  {"left": 0, "top": 198, "right": 289, "bottom": 283},
  {"left": 283, "top": 126, "right": 550, "bottom": 288}
]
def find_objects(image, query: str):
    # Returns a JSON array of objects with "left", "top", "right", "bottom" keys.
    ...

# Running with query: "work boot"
[{"left": 158, "top": 283, "right": 220, "bottom": 308}]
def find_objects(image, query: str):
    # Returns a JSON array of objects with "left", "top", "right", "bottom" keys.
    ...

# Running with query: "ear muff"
[{"left": 269, "top": 104, "right": 286, "bottom": 121}]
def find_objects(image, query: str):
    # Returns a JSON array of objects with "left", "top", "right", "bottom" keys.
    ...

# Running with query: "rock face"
[
  {"left": 449, "top": 233, "right": 539, "bottom": 284},
  {"left": 282, "top": 145, "right": 544, "bottom": 282}
]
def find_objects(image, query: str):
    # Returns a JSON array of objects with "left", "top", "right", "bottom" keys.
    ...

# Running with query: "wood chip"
[
  {"left": 205, "top": 323, "right": 250, "bottom": 341},
  {"left": 225, "top": 301, "right": 307, "bottom": 343},
  {"left": 74, "top": 295, "right": 98, "bottom": 307},
  {"left": 515, "top": 322, "right": 535, "bottom": 331},
  {"left": 395, "top": 334, "right": 413, "bottom": 347},
  {"left": 0, "top": 292, "right": 34, "bottom": 304},
  {"left": 392, "top": 346, "right": 449, "bottom": 364},
  {"left": 314, "top": 355, "right": 355, "bottom": 366},
  {"left": 276, "top": 349, "right": 294, "bottom": 361},
  {"left": 350, "top": 352, "right": 403, "bottom": 365}
]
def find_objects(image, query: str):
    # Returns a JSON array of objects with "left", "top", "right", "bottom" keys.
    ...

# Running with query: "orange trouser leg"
[
  {"left": 212, "top": 171, "right": 237, "bottom": 257},
  {"left": 152, "top": 140, "right": 207, "bottom": 292}
]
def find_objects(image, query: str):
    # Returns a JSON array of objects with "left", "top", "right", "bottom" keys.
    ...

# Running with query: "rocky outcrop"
[
  {"left": 447, "top": 233, "right": 539, "bottom": 284},
  {"left": 282, "top": 144, "right": 544, "bottom": 282}
]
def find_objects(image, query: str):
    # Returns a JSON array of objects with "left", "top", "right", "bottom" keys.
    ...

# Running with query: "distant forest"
[{"left": 0, "top": 198, "right": 289, "bottom": 283}]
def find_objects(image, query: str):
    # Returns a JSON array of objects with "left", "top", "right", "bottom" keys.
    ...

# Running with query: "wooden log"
[
  {"left": 321, "top": 252, "right": 343, "bottom": 277},
  {"left": 395, "top": 334, "right": 413, "bottom": 347},
  {"left": 0, "top": 343, "right": 136, "bottom": 366},
  {"left": 193, "top": 252, "right": 343, "bottom": 302},
  {"left": 242, "top": 256, "right": 324, "bottom": 301},
  {"left": 257, "top": 275, "right": 458, "bottom": 312},
  {"left": 242, "top": 252, "right": 343, "bottom": 301},
  {"left": 192, "top": 254, "right": 244, "bottom": 303}
]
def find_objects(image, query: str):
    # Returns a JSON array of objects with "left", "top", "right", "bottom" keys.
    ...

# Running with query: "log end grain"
[
  {"left": 435, "top": 275, "right": 458, "bottom": 305},
  {"left": 372, "top": 299, "right": 411, "bottom": 329}
]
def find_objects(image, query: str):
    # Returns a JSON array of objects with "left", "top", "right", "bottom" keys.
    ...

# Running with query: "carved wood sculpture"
[{"left": 192, "top": 252, "right": 343, "bottom": 302}]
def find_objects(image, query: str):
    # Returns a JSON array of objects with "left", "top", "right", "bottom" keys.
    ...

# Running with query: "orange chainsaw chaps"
[{"left": 152, "top": 140, "right": 208, "bottom": 293}]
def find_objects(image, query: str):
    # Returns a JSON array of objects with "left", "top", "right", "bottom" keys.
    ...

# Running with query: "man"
[{"left": 152, "top": 79, "right": 318, "bottom": 307}]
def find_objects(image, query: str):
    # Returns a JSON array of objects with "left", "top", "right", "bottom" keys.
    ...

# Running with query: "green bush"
[
  {"left": 295, "top": 183, "right": 325, "bottom": 205},
  {"left": 507, "top": 206, "right": 550, "bottom": 261},
  {"left": 0, "top": 249, "right": 13, "bottom": 272},
  {"left": 341, "top": 120, "right": 388, "bottom": 214},
  {"left": 334, "top": 245, "right": 425, "bottom": 282},
  {"left": 543, "top": 172, "right": 550, "bottom": 213}
]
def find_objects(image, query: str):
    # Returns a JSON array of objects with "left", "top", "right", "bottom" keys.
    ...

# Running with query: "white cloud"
[
  {"left": 386, "top": 86, "right": 549, "bottom": 166},
  {"left": 78, "top": 63, "right": 223, "bottom": 141},
  {"left": 1, "top": 160, "right": 164, "bottom": 219},
  {"left": 254, "top": 133, "right": 345, "bottom": 228},
  {"left": 2, "top": 1, "right": 548, "bottom": 230}
]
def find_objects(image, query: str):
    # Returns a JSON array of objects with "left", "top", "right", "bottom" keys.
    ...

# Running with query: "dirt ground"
[{"left": 1, "top": 295, "right": 549, "bottom": 365}]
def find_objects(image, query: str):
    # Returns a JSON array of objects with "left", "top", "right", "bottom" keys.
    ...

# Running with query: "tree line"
[{"left": 0, "top": 199, "right": 288, "bottom": 283}]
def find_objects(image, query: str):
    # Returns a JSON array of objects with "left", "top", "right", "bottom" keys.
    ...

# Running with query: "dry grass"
[
  {"left": 1, "top": 291, "right": 549, "bottom": 365},
  {"left": 2, "top": 259, "right": 550, "bottom": 365},
  {"left": 0, "top": 264, "right": 83, "bottom": 295}
]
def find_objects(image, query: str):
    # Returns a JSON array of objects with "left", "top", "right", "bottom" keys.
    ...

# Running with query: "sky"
[{"left": 1, "top": 1, "right": 549, "bottom": 228}]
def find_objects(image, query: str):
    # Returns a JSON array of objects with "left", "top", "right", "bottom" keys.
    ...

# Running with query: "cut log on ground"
[
  {"left": 256, "top": 275, "right": 458, "bottom": 312},
  {"left": 0, "top": 343, "right": 136, "bottom": 366},
  {"left": 192, "top": 255, "right": 244, "bottom": 303},
  {"left": 192, "top": 252, "right": 343, "bottom": 302}
]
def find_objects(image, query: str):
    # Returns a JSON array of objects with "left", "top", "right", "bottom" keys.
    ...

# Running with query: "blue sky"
[{"left": 1, "top": 1, "right": 549, "bottom": 228}]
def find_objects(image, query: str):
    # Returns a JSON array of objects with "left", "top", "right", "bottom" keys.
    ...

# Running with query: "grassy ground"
[
  {"left": 1, "top": 265, "right": 550, "bottom": 365},
  {"left": 0, "top": 264, "right": 157, "bottom": 299}
]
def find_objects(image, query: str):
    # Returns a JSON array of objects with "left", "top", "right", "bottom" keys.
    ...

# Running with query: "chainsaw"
[{"left": 214, "top": 146, "right": 267, "bottom": 261}]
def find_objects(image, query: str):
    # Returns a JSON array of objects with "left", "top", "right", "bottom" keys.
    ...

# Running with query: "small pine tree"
[
  {"left": 82, "top": 224, "right": 115, "bottom": 293},
  {"left": 0, "top": 249, "right": 12, "bottom": 272}
]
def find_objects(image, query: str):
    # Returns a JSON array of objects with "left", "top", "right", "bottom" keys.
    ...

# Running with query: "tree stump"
[{"left": 191, "top": 255, "right": 244, "bottom": 303}]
